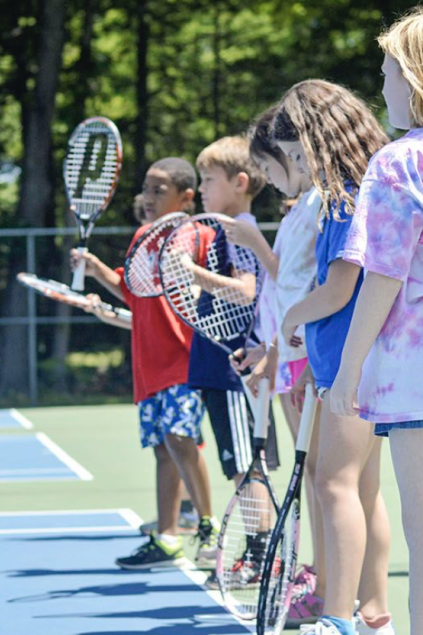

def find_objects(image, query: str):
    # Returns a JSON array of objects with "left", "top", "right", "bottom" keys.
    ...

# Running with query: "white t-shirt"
[
  {"left": 344, "top": 128, "right": 423, "bottom": 423},
  {"left": 275, "top": 188, "right": 321, "bottom": 362}
]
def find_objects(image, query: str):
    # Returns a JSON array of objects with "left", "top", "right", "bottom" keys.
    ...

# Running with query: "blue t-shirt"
[
  {"left": 189, "top": 219, "right": 258, "bottom": 392},
  {"left": 305, "top": 195, "right": 363, "bottom": 388}
]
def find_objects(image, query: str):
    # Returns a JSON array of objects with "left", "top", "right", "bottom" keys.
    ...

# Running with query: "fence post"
[{"left": 26, "top": 234, "right": 38, "bottom": 406}]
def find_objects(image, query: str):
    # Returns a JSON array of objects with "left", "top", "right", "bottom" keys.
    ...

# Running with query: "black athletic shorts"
[{"left": 202, "top": 388, "right": 280, "bottom": 480}]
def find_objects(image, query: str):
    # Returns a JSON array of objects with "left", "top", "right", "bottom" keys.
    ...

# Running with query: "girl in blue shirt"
[{"left": 272, "top": 80, "right": 394, "bottom": 635}]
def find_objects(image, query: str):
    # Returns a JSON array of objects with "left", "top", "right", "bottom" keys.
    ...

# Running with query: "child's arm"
[
  {"left": 181, "top": 253, "right": 256, "bottom": 305},
  {"left": 84, "top": 294, "right": 132, "bottom": 330},
  {"left": 222, "top": 219, "right": 279, "bottom": 281},
  {"left": 281, "top": 259, "right": 361, "bottom": 345},
  {"left": 70, "top": 249, "right": 124, "bottom": 302},
  {"left": 330, "top": 271, "right": 402, "bottom": 416}
]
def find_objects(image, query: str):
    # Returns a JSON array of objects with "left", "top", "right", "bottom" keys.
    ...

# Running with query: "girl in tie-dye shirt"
[{"left": 331, "top": 8, "right": 423, "bottom": 634}]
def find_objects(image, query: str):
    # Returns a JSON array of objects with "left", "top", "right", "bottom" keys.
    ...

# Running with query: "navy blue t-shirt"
[
  {"left": 305, "top": 195, "right": 363, "bottom": 388},
  {"left": 188, "top": 223, "right": 257, "bottom": 392}
]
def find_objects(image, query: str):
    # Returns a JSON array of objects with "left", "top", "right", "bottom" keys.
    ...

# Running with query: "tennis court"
[{"left": 0, "top": 402, "right": 409, "bottom": 634}]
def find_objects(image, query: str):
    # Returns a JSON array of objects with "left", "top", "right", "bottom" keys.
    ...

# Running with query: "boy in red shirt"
[{"left": 71, "top": 157, "right": 218, "bottom": 568}]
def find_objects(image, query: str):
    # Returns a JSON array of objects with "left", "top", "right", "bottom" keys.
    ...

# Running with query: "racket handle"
[
  {"left": 240, "top": 375, "right": 258, "bottom": 420},
  {"left": 72, "top": 246, "right": 88, "bottom": 291},
  {"left": 296, "top": 383, "right": 318, "bottom": 453},
  {"left": 254, "top": 377, "right": 270, "bottom": 444}
]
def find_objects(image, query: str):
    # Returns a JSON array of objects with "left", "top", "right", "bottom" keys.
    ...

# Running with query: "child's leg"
[
  {"left": 357, "top": 436, "right": 390, "bottom": 617},
  {"left": 315, "top": 390, "right": 375, "bottom": 618},
  {"left": 390, "top": 428, "right": 423, "bottom": 634},
  {"left": 164, "top": 434, "right": 212, "bottom": 518},
  {"left": 154, "top": 443, "right": 183, "bottom": 535}
]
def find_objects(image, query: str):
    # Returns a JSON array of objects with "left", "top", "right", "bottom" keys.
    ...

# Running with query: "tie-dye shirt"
[{"left": 344, "top": 128, "right": 423, "bottom": 423}]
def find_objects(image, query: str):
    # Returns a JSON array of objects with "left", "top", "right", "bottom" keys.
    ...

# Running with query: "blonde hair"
[
  {"left": 196, "top": 135, "right": 266, "bottom": 198},
  {"left": 272, "top": 80, "right": 389, "bottom": 219},
  {"left": 378, "top": 7, "right": 423, "bottom": 127}
]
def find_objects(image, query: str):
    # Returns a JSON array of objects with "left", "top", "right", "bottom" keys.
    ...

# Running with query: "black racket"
[
  {"left": 17, "top": 273, "right": 131, "bottom": 323},
  {"left": 257, "top": 383, "right": 317, "bottom": 635},
  {"left": 64, "top": 116, "right": 123, "bottom": 291},
  {"left": 124, "top": 212, "right": 188, "bottom": 297},
  {"left": 215, "top": 376, "right": 279, "bottom": 620}
]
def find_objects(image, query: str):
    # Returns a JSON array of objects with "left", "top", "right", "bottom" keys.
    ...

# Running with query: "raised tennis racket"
[
  {"left": 159, "top": 213, "right": 261, "bottom": 351},
  {"left": 257, "top": 383, "right": 317, "bottom": 635},
  {"left": 124, "top": 212, "right": 188, "bottom": 297},
  {"left": 215, "top": 376, "right": 279, "bottom": 620},
  {"left": 64, "top": 116, "right": 123, "bottom": 291},
  {"left": 17, "top": 273, "right": 131, "bottom": 323}
]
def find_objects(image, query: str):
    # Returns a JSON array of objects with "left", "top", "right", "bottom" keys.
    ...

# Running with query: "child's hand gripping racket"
[
  {"left": 64, "top": 116, "right": 123, "bottom": 291},
  {"left": 17, "top": 272, "right": 131, "bottom": 323},
  {"left": 257, "top": 383, "right": 318, "bottom": 635},
  {"left": 215, "top": 376, "right": 279, "bottom": 620}
]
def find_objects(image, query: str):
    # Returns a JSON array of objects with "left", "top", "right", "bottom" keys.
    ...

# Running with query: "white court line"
[
  {"left": 118, "top": 508, "right": 143, "bottom": 529},
  {"left": 10, "top": 409, "right": 33, "bottom": 429},
  {"left": 36, "top": 432, "right": 93, "bottom": 481},
  {"left": 0, "top": 525, "right": 139, "bottom": 536},
  {"left": 0, "top": 509, "right": 139, "bottom": 517}
]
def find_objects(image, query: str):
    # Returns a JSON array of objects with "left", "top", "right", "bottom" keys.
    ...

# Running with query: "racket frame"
[
  {"left": 63, "top": 116, "right": 123, "bottom": 291},
  {"left": 257, "top": 384, "right": 317, "bottom": 635}
]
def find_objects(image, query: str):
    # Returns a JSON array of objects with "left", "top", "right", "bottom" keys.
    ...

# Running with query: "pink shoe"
[
  {"left": 292, "top": 564, "right": 317, "bottom": 599},
  {"left": 285, "top": 591, "right": 324, "bottom": 628}
]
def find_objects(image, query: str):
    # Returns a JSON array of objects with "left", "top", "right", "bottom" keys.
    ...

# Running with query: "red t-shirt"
[{"left": 116, "top": 224, "right": 194, "bottom": 403}]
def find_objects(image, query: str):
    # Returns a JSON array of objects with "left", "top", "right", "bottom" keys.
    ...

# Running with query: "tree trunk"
[
  {"left": 134, "top": 0, "right": 149, "bottom": 193},
  {"left": 0, "top": 0, "right": 67, "bottom": 402}
]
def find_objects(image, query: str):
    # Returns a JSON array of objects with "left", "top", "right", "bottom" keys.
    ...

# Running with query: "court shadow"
[
  {"left": 87, "top": 605, "right": 225, "bottom": 619},
  {"left": 8, "top": 568, "right": 133, "bottom": 578},
  {"left": 10, "top": 534, "right": 140, "bottom": 542}
]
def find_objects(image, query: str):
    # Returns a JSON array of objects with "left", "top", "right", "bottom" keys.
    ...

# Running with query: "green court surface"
[{"left": 0, "top": 401, "right": 409, "bottom": 632}]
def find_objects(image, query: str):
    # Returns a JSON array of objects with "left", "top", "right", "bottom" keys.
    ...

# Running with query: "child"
[
  {"left": 273, "top": 81, "right": 394, "bottom": 635},
  {"left": 71, "top": 157, "right": 219, "bottom": 568},
  {"left": 187, "top": 136, "right": 280, "bottom": 585},
  {"left": 331, "top": 8, "right": 423, "bottom": 634},
  {"left": 225, "top": 107, "right": 325, "bottom": 626}
]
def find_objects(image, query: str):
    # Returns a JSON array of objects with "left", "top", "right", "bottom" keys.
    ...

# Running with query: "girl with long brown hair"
[{"left": 272, "top": 80, "right": 394, "bottom": 635}]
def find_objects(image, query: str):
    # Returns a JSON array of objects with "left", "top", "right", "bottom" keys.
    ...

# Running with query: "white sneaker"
[
  {"left": 299, "top": 618, "right": 345, "bottom": 634},
  {"left": 355, "top": 614, "right": 396, "bottom": 635}
]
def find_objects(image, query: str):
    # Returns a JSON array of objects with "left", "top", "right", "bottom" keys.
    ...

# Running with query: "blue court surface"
[
  {"left": 0, "top": 409, "right": 33, "bottom": 429},
  {"left": 0, "top": 433, "right": 93, "bottom": 482},
  {"left": 1, "top": 511, "right": 253, "bottom": 635}
]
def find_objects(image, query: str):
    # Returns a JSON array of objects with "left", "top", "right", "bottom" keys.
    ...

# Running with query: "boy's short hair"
[
  {"left": 196, "top": 136, "right": 266, "bottom": 198},
  {"left": 149, "top": 157, "right": 197, "bottom": 192}
]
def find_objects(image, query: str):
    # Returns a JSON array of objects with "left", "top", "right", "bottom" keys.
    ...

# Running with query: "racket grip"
[
  {"left": 296, "top": 384, "right": 318, "bottom": 453},
  {"left": 254, "top": 377, "right": 270, "bottom": 443},
  {"left": 72, "top": 247, "right": 88, "bottom": 291}
]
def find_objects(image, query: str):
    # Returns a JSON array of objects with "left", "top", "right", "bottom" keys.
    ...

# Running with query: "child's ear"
[
  {"left": 235, "top": 172, "right": 250, "bottom": 194},
  {"left": 180, "top": 188, "right": 195, "bottom": 209}
]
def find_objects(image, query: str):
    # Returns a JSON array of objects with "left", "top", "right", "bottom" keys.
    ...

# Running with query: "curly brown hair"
[{"left": 272, "top": 80, "right": 389, "bottom": 219}]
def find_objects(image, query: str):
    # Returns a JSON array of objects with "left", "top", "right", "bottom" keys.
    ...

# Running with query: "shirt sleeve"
[
  {"left": 326, "top": 208, "right": 354, "bottom": 266},
  {"left": 344, "top": 143, "right": 423, "bottom": 281}
]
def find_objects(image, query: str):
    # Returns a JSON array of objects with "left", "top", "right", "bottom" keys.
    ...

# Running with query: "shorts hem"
[{"left": 375, "top": 420, "right": 423, "bottom": 437}]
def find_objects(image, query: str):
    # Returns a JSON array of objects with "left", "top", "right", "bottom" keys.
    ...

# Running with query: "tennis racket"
[
  {"left": 124, "top": 212, "right": 188, "bottom": 297},
  {"left": 64, "top": 116, "right": 123, "bottom": 291},
  {"left": 215, "top": 376, "right": 279, "bottom": 620},
  {"left": 17, "top": 272, "right": 131, "bottom": 323},
  {"left": 257, "top": 383, "right": 317, "bottom": 635}
]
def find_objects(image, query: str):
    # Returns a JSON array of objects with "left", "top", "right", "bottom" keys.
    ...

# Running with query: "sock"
[
  {"left": 155, "top": 532, "right": 180, "bottom": 546},
  {"left": 360, "top": 613, "right": 392, "bottom": 629},
  {"left": 322, "top": 615, "right": 355, "bottom": 635}
]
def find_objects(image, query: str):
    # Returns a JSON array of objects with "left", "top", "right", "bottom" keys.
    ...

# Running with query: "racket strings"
[
  {"left": 262, "top": 501, "right": 299, "bottom": 634},
  {"left": 219, "top": 481, "right": 275, "bottom": 619},
  {"left": 160, "top": 217, "right": 260, "bottom": 344},
  {"left": 65, "top": 120, "right": 121, "bottom": 220}
]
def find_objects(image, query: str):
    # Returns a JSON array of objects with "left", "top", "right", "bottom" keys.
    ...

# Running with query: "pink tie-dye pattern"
[{"left": 344, "top": 129, "right": 423, "bottom": 423}]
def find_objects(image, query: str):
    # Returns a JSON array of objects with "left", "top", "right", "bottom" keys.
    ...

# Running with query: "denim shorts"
[
  {"left": 138, "top": 383, "right": 204, "bottom": 448},
  {"left": 375, "top": 420, "right": 423, "bottom": 437}
]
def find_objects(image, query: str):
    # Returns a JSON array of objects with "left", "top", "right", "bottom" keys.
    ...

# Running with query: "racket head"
[
  {"left": 17, "top": 273, "right": 90, "bottom": 309},
  {"left": 216, "top": 455, "right": 279, "bottom": 620},
  {"left": 124, "top": 212, "right": 188, "bottom": 298},
  {"left": 257, "top": 471, "right": 303, "bottom": 635},
  {"left": 63, "top": 116, "right": 123, "bottom": 226},
  {"left": 159, "top": 212, "right": 261, "bottom": 350}
]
